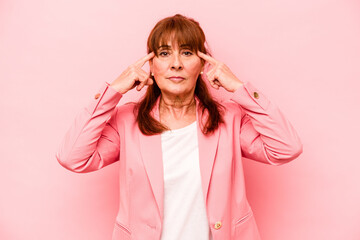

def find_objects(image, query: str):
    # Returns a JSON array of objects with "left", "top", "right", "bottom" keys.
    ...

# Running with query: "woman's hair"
[{"left": 135, "top": 13, "right": 224, "bottom": 135}]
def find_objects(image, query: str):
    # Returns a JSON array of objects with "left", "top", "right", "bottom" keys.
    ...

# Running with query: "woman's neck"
[{"left": 159, "top": 92, "right": 196, "bottom": 121}]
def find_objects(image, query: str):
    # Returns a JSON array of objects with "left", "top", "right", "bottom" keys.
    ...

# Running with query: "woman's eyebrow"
[
  {"left": 158, "top": 45, "right": 171, "bottom": 50},
  {"left": 158, "top": 44, "right": 192, "bottom": 50},
  {"left": 180, "top": 44, "right": 192, "bottom": 49}
]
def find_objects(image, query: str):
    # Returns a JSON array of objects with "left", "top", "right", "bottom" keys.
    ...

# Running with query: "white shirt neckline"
[{"left": 161, "top": 121, "right": 197, "bottom": 136}]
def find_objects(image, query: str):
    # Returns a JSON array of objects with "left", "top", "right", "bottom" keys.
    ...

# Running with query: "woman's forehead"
[
  {"left": 157, "top": 39, "right": 195, "bottom": 52},
  {"left": 157, "top": 32, "right": 195, "bottom": 50}
]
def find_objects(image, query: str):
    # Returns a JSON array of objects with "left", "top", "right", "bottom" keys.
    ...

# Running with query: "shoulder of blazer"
[
  {"left": 114, "top": 102, "right": 138, "bottom": 123},
  {"left": 219, "top": 99, "right": 245, "bottom": 120}
]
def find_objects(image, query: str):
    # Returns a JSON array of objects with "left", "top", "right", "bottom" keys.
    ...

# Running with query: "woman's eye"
[
  {"left": 159, "top": 51, "right": 168, "bottom": 56},
  {"left": 158, "top": 51, "right": 192, "bottom": 56}
]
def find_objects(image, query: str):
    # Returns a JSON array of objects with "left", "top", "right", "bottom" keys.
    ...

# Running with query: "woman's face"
[{"left": 150, "top": 40, "right": 204, "bottom": 98}]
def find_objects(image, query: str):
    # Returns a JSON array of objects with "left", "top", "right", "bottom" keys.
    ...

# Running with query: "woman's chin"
[{"left": 161, "top": 87, "right": 193, "bottom": 97}]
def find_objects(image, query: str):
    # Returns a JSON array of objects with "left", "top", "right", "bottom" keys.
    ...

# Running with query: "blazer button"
[
  {"left": 253, "top": 92, "right": 259, "bottom": 99},
  {"left": 214, "top": 221, "right": 222, "bottom": 229},
  {"left": 94, "top": 93, "right": 101, "bottom": 99}
]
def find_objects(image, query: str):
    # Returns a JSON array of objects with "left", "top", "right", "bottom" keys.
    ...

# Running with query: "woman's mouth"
[{"left": 168, "top": 76, "right": 185, "bottom": 82}]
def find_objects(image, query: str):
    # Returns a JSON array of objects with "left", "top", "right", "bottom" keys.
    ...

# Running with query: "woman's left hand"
[{"left": 197, "top": 51, "right": 244, "bottom": 92}]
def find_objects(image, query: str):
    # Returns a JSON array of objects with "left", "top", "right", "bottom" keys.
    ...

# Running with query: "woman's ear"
[
  {"left": 200, "top": 63, "right": 205, "bottom": 73},
  {"left": 149, "top": 59, "right": 153, "bottom": 73},
  {"left": 200, "top": 58, "right": 205, "bottom": 67}
]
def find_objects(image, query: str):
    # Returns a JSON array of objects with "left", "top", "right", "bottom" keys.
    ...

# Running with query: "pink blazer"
[{"left": 56, "top": 81, "right": 303, "bottom": 240}]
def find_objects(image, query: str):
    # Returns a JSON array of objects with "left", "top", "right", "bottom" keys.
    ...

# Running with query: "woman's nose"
[{"left": 171, "top": 54, "right": 183, "bottom": 70}]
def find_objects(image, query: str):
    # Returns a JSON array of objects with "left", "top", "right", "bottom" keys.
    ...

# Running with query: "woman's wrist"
[
  {"left": 109, "top": 83, "right": 127, "bottom": 94},
  {"left": 230, "top": 81, "right": 244, "bottom": 92}
]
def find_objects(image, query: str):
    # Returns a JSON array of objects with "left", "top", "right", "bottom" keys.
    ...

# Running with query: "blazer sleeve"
[
  {"left": 229, "top": 81, "right": 303, "bottom": 165},
  {"left": 56, "top": 82, "right": 123, "bottom": 173}
]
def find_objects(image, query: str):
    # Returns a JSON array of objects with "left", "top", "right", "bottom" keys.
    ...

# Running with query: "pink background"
[{"left": 1, "top": 0, "right": 360, "bottom": 239}]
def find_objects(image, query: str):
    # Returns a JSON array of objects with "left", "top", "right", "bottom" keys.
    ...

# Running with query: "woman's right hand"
[{"left": 110, "top": 52, "right": 155, "bottom": 94}]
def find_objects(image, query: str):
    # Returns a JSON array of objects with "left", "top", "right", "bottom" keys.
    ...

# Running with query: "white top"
[{"left": 160, "top": 121, "right": 213, "bottom": 240}]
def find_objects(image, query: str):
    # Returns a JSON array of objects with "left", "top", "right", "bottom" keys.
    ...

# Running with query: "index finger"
[
  {"left": 134, "top": 51, "right": 155, "bottom": 68},
  {"left": 197, "top": 51, "right": 217, "bottom": 65}
]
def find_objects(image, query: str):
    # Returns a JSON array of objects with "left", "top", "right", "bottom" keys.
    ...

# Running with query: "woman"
[{"left": 56, "top": 14, "right": 303, "bottom": 240}]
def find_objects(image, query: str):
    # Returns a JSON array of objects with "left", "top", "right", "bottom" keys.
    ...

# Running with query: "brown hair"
[{"left": 135, "top": 14, "right": 224, "bottom": 135}]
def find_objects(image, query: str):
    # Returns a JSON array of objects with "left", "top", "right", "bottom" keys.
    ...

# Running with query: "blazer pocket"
[
  {"left": 235, "top": 210, "right": 253, "bottom": 226},
  {"left": 113, "top": 221, "right": 131, "bottom": 240},
  {"left": 234, "top": 209, "right": 261, "bottom": 240}
]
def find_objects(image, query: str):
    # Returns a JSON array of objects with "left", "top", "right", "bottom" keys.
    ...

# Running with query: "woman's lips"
[{"left": 168, "top": 77, "right": 185, "bottom": 82}]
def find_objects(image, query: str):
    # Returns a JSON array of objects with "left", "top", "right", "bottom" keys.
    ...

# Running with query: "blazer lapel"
[
  {"left": 195, "top": 97, "right": 220, "bottom": 206},
  {"left": 138, "top": 96, "right": 220, "bottom": 221},
  {"left": 138, "top": 96, "right": 164, "bottom": 221}
]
